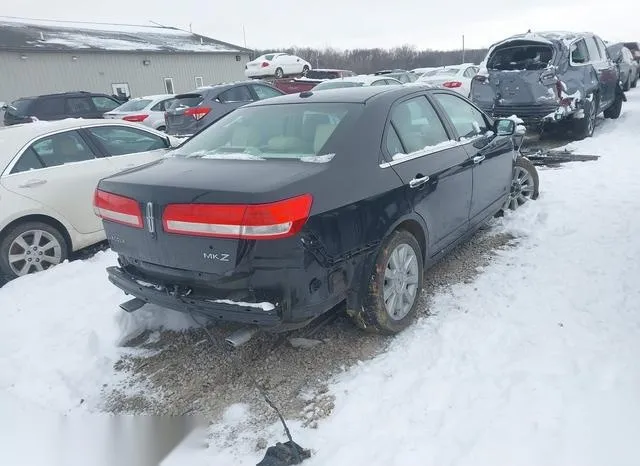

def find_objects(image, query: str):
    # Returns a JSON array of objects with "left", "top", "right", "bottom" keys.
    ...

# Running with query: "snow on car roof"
[{"left": 0, "top": 17, "right": 250, "bottom": 53}]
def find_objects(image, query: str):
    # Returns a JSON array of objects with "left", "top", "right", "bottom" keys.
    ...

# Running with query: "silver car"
[{"left": 104, "top": 94, "right": 176, "bottom": 131}]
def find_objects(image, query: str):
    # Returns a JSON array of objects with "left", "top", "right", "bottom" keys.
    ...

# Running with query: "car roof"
[
  {"left": 319, "top": 74, "right": 397, "bottom": 85},
  {"left": 0, "top": 118, "right": 163, "bottom": 172},
  {"left": 133, "top": 94, "right": 175, "bottom": 101},
  {"left": 179, "top": 80, "right": 268, "bottom": 96},
  {"left": 243, "top": 85, "right": 437, "bottom": 107},
  {"left": 14, "top": 91, "right": 110, "bottom": 101}
]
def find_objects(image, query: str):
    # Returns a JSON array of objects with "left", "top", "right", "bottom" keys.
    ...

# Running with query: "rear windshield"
[
  {"left": 305, "top": 70, "right": 340, "bottom": 80},
  {"left": 168, "top": 94, "right": 204, "bottom": 110},
  {"left": 172, "top": 103, "right": 360, "bottom": 160},
  {"left": 6, "top": 98, "right": 34, "bottom": 116},
  {"left": 115, "top": 99, "right": 152, "bottom": 112},
  {"left": 424, "top": 68, "right": 459, "bottom": 76},
  {"left": 488, "top": 43, "right": 553, "bottom": 70},
  {"left": 259, "top": 54, "right": 276, "bottom": 61},
  {"left": 314, "top": 81, "right": 364, "bottom": 90}
]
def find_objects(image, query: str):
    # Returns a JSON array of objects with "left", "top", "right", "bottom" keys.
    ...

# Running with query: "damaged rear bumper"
[
  {"left": 482, "top": 104, "right": 569, "bottom": 124},
  {"left": 106, "top": 259, "right": 348, "bottom": 332}
]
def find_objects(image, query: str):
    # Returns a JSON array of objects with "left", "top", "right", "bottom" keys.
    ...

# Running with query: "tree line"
[{"left": 252, "top": 45, "right": 489, "bottom": 74}]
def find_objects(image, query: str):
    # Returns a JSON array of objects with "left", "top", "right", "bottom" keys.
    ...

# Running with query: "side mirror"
[
  {"left": 495, "top": 118, "right": 516, "bottom": 136},
  {"left": 167, "top": 135, "right": 183, "bottom": 148}
]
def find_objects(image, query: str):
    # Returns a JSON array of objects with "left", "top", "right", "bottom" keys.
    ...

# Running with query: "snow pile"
[
  {"left": 204, "top": 93, "right": 640, "bottom": 464},
  {"left": 0, "top": 250, "right": 195, "bottom": 414}
]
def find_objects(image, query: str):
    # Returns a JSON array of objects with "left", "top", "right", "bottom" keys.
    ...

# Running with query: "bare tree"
[{"left": 252, "top": 45, "right": 489, "bottom": 73}]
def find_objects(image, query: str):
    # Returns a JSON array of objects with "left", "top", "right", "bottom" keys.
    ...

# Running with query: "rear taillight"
[
  {"left": 122, "top": 114, "right": 149, "bottom": 122},
  {"left": 261, "top": 61, "right": 270, "bottom": 68},
  {"left": 443, "top": 81, "right": 462, "bottom": 88},
  {"left": 93, "top": 189, "right": 143, "bottom": 229},
  {"left": 162, "top": 194, "right": 313, "bottom": 240},
  {"left": 184, "top": 107, "right": 211, "bottom": 120}
]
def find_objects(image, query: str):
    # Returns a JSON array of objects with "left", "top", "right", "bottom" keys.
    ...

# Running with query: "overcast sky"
[{"left": 3, "top": 1, "right": 638, "bottom": 51}]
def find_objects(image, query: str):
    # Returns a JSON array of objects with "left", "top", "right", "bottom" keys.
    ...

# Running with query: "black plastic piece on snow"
[{"left": 256, "top": 441, "right": 311, "bottom": 466}]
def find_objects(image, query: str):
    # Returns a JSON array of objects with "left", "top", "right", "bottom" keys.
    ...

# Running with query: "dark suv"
[
  {"left": 471, "top": 31, "right": 624, "bottom": 139},
  {"left": 2, "top": 91, "right": 122, "bottom": 126},
  {"left": 164, "top": 81, "right": 284, "bottom": 137}
]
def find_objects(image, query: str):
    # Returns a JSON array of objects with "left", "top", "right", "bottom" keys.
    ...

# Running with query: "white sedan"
[
  {"left": 103, "top": 94, "right": 175, "bottom": 132},
  {"left": 416, "top": 64, "right": 479, "bottom": 97},
  {"left": 245, "top": 52, "right": 311, "bottom": 79},
  {"left": 0, "top": 119, "right": 180, "bottom": 280}
]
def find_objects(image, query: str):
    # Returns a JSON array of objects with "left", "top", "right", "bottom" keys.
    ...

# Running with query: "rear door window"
[
  {"left": 15, "top": 130, "right": 97, "bottom": 172},
  {"left": 218, "top": 86, "right": 254, "bottom": 103},
  {"left": 35, "top": 97, "right": 65, "bottom": 117},
  {"left": 388, "top": 96, "right": 450, "bottom": 155},
  {"left": 433, "top": 93, "right": 489, "bottom": 139},
  {"left": 571, "top": 40, "right": 590, "bottom": 64},
  {"left": 10, "top": 148, "right": 45, "bottom": 174},
  {"left": 85, "top": 126, "right": 168, "bottom": 156},
  {"left": 66, "top": 97, "right": 94, "bottom": 115},
  {"left": 151, "top": 98, "right": 175, "bottom": 111}
]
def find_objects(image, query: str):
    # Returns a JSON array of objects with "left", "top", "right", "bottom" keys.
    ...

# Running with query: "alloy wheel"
[
  {"left": 8, "top": 229, "right": 63, "bottom": 276},
  {"left": 505, "top": 166, "right": 536, "bottom": 210},
  {"left": 383, "top": 243, "right": 420, "bottom": 320}
]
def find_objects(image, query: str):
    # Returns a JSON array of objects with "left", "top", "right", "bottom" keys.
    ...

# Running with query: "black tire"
[
  {"left": 302, "top": 65, "right": 310, "bottom": 74},
  {"left": 604, "top": 89, "right": 623, "bottom": 119},
  {"left": 0, "top": 221, "right": 69, "bottom": 281},
  {"left": 623, "top": 76, "right": 631, "bottom": 92},
  {"left": 502, "top": 156, "right": 539, "bottom": 212},
  {"left": 156, "top": 125, "right": 166, "bottom": 132},
  {"left": 274, "top": 67, "right": 284, "bottom": 78},
  {"left": 573, "top": 94, "right": 597, "bottom": 140},
  {"left": 632, "top": 77, "right": 637, "bottom": 89},
  {"left": 350, "top": 230, "right": 424, "bottom": 334}
]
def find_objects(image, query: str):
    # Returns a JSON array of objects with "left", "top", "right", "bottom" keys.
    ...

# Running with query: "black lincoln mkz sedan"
[{"left": 95, "top": 85, "right": 524, "bottom": 336}]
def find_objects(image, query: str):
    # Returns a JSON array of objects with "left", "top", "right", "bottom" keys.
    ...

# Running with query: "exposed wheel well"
[
  {"left": 394, "top": 219, "right": 427, "bottom": 261},
  {"left": 0, "top": 215, "right": 72, "bottom": 251}
]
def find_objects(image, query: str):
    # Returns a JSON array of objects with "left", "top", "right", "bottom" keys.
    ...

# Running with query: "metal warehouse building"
[{"left": 0, "top": 18, "right": 252, "bottom": 103}]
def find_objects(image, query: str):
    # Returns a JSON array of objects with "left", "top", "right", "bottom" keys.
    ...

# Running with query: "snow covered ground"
[{"left": 2, "top": 90, "right": 640, "bottom": 465}]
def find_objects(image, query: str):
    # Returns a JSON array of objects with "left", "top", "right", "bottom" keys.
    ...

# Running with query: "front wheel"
[
  {"left": 351, "top": 230, "right": 424, "bottom": 334},
  {"left": 274, "top": 67, "right": 284, "bottom": 79},
  {"left": 302, "top": 65, "right": 310, "bottom": 74},
  {"left": 632, "top": 77, "right": 637, "bottom": 89},
  {"left": 0, "top": 221, "right": 68, "bottom": 280},
  {"left": 623, "top": 76, "right": 631, "bottom": 92},
  {"left": 503, "top": 156, "right": 539, "bottom": 211}
]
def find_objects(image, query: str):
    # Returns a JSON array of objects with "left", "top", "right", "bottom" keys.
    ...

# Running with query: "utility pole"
[
  {"left": 189, "top": 23, "right": 192, "bottom": 32},
  {"left": 462, "top": 34, "right": 465, "bottom": 63},
  {"left": 243, "top": 25, "right": 247, "bottom": 48}
]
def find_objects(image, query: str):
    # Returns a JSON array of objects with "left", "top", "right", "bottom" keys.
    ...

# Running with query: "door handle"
[
  {"left": 473, "top": 155, "right": 486, "bottom": 164},
  {"left": 18, "top": 179, "right": 47, "bottom": 188},
  {"left": 409, "top": 175, "right": 430, "bottom": 188}
]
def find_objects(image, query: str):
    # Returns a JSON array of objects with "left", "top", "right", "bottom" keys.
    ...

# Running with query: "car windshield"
[
  {"left": 488, "top": 44, "right": 553, "bottom": 70},
  {"left": 305, "top": 70, "right": 341, "bottom": 80},
  {"left": 172, "top": 103, "right": 360, "bottom": 160},
  {"left": 314, "top": 81, "right": 365, "bottom": 90},
  {"left": 114, "top": 99, "right": 152, "bottom": 112},
  {"left": 424, "top": 68, "right": 459, "bottom": 76}
]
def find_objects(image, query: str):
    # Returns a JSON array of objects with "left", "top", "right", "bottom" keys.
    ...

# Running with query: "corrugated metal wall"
[{"left": 0, "top": 51, "right": 250, "bottom": 102}]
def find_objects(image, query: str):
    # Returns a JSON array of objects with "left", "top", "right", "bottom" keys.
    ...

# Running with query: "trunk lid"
[
  {"left": 473, "top": 40, "right": 559, "bottom": 108},
  {"left": 97, "top": 156, "right": 326, "bottom": 275},
  {"left": 165, "top": 93, "right": 207, "bottom": 136}
]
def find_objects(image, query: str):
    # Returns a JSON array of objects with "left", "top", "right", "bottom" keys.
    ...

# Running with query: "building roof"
[{"left": 0, "top": 17, "right": 252, "bottom": 54}]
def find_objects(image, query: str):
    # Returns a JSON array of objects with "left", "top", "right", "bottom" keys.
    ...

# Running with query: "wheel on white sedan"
[
  {"left": 350, "top": 230, "right": 424, "bottom": 334},
  {"left": 0, "top": 221, "right": 68, "bottom": 280},
  {"left": 275, "top": 67, "right": 284, "bottom": 79},
  {"left": 503, "top": 156, "right": 539, "bottom": 211}
]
